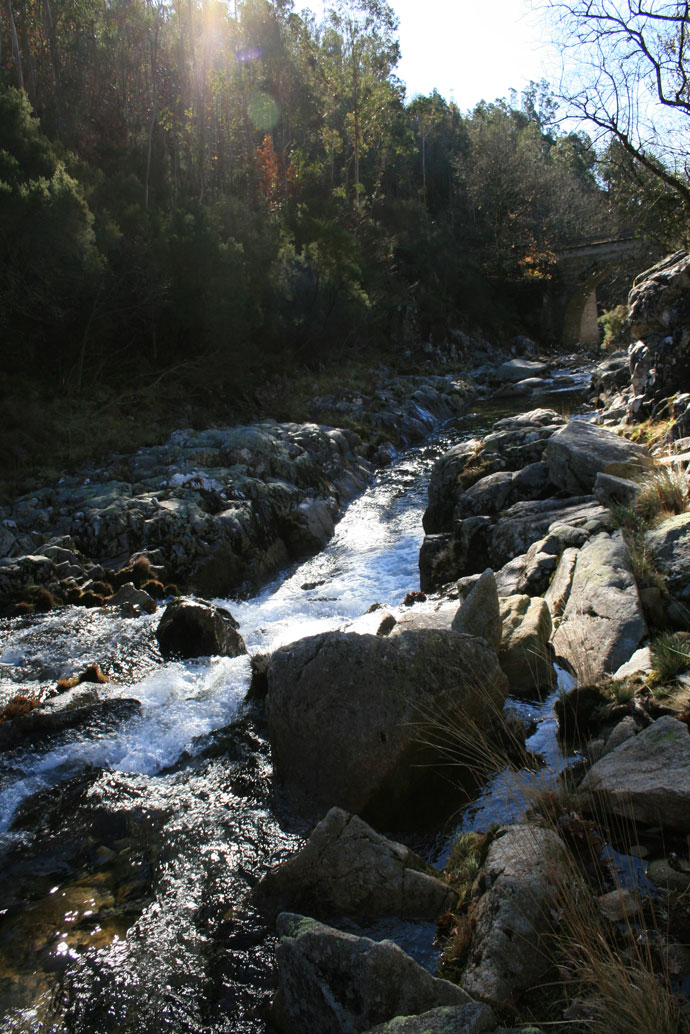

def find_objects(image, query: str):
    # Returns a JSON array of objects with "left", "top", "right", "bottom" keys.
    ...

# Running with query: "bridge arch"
[{"left": 550, "top": 237, "right": 659, "bottom": 347}]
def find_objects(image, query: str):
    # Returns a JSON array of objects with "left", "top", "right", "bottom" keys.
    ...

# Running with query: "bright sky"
[{"left": 390, "top": 0, "right": 559, "bottom": 111}]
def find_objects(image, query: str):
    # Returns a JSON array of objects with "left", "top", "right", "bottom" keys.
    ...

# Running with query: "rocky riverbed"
[{"left": 3, "top": 258, "right": 690, "bottom": 1034}]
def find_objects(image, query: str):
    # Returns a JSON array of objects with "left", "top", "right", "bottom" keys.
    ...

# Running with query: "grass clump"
[
  {"left": 636, "top": 464, "right": 690, "bottom": 525},
  {"left": 0, "top": 692, "right": 42, "bottom": 724},
  {"left": 650, "top": 631, "right": 690, "bottom": 686}
]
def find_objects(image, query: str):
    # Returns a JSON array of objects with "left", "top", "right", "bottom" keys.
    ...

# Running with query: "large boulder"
[
  {"left": 461, "top": 825, "right": 572, "bottom": 1002},
  {"left": 579, "top": 717, "right": 690, "bottom": 832},
  {"left": 272, "top": 913, "right": 471, "bottom": 1034},
  {"left": 424, "top": 440, "right": 482, "bottom": 534},
  {"left": 155, "top": 598, "right": 247, "bottom": 659},
  {"left": 545, "top": 420, "right": 652, "bottom": 496},
  {"left": 266, "top": 629, "right": 508, "bottom": 824},
  {"left": 627, "top": 251, "right": 690, "bottom": 412},
  {"left": 498, "top": 595, "right": 554, "bottom": 696},
  {"left": 552, "top": 531, "right": 646, "bottom": 680},
  {"left": 422, "top": 410, "right": 565, "bottom": 537},
  {"left": 252, "top": 807, "right": 457, "bottom": 922},
  {"left": 628, "top": 251, "right": 690, "bottom": 338}
]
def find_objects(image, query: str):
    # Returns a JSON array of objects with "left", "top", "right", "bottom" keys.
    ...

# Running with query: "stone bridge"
[{"left": 547, "top": 235, "right": 660, "bottom": 347}]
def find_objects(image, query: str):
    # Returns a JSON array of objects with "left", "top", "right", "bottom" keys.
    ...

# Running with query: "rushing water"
[{"left": 0, "top": 378, "right": 586, "bottom": 1033}]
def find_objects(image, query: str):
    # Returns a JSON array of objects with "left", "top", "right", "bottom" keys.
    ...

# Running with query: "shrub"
[{"left": 597, "top": 303, "right": 628, "bottom": 351}]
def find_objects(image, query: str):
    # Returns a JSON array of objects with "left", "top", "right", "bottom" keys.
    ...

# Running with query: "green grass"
[{"left": 650, "top": 631, "right": 690, "bottom": 685}]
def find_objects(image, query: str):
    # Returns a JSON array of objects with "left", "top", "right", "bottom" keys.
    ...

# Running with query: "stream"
[{"left": 0, "top": 378, "right": 586, "bottom": 1033}]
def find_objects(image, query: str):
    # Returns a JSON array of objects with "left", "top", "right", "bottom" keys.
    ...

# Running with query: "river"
[{"left": 0, "top": 379, "right": 585, "bottom": 1033}]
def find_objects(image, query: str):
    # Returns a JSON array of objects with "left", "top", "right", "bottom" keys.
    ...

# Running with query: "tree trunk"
[{"left": 6, "top": 0, "right": 24, "bottom": 91}]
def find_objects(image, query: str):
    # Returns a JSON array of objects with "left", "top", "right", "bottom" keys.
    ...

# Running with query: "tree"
[
  {"left": 541, "top": 0, "right": 690, "bottom": 209},
  {"left": 320, "top": 0, "right": 401, "bottom": 203}
]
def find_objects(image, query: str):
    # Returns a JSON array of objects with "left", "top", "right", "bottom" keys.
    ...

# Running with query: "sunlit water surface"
[{"left": 0, "top": 380, "right": 585, "bottom": 1033}]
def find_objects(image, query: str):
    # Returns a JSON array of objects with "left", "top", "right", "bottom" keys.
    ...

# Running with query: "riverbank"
[
  {"left": 253, "top": 255, "right": 690, "bottom": 1033},
  {"left": 258, "top": 399, "right": 690, "bottom": 1033}
]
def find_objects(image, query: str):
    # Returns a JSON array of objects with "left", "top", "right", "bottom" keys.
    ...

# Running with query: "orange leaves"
[{"left": 254, "top": 134, "right": 294, "bottom": 208}]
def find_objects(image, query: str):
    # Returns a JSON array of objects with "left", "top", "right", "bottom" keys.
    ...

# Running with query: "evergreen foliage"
[{"left": 0, "top": 0, "right": 626, "bottom": 437}]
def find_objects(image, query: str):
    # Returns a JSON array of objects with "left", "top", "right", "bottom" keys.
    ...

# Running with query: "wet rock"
[
  {"left": 498, "top": 595, "right": 554, "bottom": 696},
  {"left": 266, "top": 629, "right": 508, "bottom": 824},
  {"left": 579, "top": 716, "right": 690, "bottom": 832},
  {"left": 156, "top": 598, "right": 247, "bottom": 659},
  {"left": 109, "top": 582, "right": 157, "bottom": 615},
  {"left": 493, "top": 376, "right": 546, "bottom": 398},
  {"left": 545, "top": 420, "right": 652, "bottom": 496},
  {"left": 552, "top": 531, "right": 647, "bottom": 680},
  {"left": 362, "top": 1003, "right": 497, "bottom": 1034},
  {"left": 554, "top": 686, "right": 610, "bottom": 745},
  {"left": 460, "top": 824, "right": 572, "bottom": 1003},
  {"left": 451, "top": 569, "right": 502, "bottom": 650},
  {"left": 0, "top": 697, "right": 141, "bottom": 752},
  {"left": 253, "top": 807, "right": 457, "bottom": 922},
  {"left": 495, "top": 359, "right": 549, "bottom": 383},
  {"left": 272, "top": 913, "right": 471, "bottom": 1034},
  {"left": 280, "top": 498, "right": 336, "bottom": 557}
]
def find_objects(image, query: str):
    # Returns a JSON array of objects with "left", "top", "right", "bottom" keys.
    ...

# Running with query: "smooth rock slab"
[
  {"left": 252, "top": 807, "right": 457, "bottom": 922},
  {"left": 544, "top": 547, "right": 579, "bottom": 620},
  {"left": 498, "top": 595, "right": 554, "bottom": 696},
  {"left": 579, "top": 716, "right": 690, "bottom": 832},
  {"left": 551, "top": 531, "right": 646, "bottom": 681},
  {"left": 273, "top": 913, "right": 471, "bottom": 1034},
  {"left": 545, "top": 420, "right": 652, "bottom": 496},
  {"left": 461, "top": 825, "right": 572, "bottom": 1003}
]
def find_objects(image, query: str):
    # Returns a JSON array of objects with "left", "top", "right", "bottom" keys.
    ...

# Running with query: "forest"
[{"left": 0, "top": 0, "right": 681, "bottom": 486}]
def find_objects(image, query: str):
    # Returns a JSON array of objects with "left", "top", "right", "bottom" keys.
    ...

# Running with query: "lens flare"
[
  {"left": 247, "top": 91, "right": 280, "bottom": 131},
  {"left": 236, "top": 46, "right": 262, "bottom": 63}
]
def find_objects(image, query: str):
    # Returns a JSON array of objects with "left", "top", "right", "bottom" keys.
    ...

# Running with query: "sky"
[{"left": 389, "top": 0, "right": 560, "bottom": 112}]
